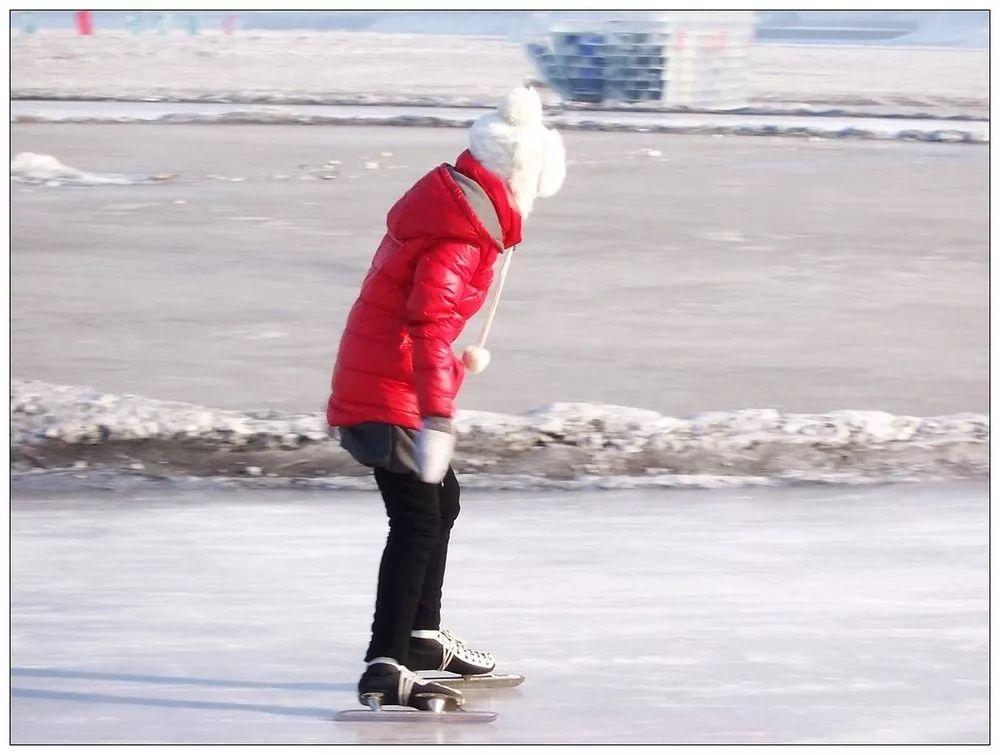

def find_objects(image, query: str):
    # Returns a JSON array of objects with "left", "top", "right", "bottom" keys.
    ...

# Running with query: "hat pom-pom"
[
  {"left": 462, "top": 345, "right": 491, "bottom": 374},
  {"left": 499, "top": 86, "right": 543, "bottom": 127}
]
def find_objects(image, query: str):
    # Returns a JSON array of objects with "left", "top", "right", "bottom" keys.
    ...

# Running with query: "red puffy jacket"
[{"left": 327, "top": 150, "right": 523, "bottom": 429}]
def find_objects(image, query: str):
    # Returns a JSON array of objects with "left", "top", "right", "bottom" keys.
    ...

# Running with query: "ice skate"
[
  {"left": 336, "top": 659, "right": 498, "bottom": 722},
  {"left": 357, "top": 659, "right": 464, "bottom": 711},
  {"left": 410, "top": 629, "right": 525, "bottom": 689},
  {"left": 409, "top": 628, "right": 496, "bottom": 676}
]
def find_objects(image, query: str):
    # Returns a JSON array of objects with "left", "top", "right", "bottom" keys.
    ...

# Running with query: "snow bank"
[
  {"left": 10, "top": 152, "right": 175, "bottom": 186},
  {"left": 11, "top": 380, "right": 988, "bottom": 488},
  {"left": 10, "top": 111, "right": 986, "bottom": 144}
]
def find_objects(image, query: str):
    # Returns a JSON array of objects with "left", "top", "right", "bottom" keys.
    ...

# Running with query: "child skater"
[{"left": 327, "top": 86, "right": 566, "bottom": 711}]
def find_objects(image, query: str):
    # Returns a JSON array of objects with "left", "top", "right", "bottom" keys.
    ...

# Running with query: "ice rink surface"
[
  {"left": 10, "top": 124, "right": 988, "bottom": 418},
  {"left": 11, "top": 481, "right": 987, "bottom": 744}
]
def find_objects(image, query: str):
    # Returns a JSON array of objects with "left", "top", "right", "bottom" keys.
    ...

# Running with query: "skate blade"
[
  {"left": 417, "top": 673, "right": 524, "bottom": 689},
  {"left": 335, "top": 709, "right": 497, "bottom": 723}
]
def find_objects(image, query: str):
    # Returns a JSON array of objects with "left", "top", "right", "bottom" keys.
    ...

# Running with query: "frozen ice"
[{"left": 11, "top": 481, "right": 987, "bottom": 744}]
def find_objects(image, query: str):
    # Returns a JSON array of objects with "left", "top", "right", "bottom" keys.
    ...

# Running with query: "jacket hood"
[{"left": 386, "top": 150, "right": 522, "bottom": 251}]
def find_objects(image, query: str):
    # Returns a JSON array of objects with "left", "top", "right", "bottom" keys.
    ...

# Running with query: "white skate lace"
[
  {"left": 396, "top": 664, "right": 420, "bottom": 705},
  {"left": 439, "top": 628, "right": 495, "bottom": 670}
]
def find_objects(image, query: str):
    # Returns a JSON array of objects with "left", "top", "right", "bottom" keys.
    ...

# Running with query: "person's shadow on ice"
[{"left": 11, "top": 667, "right": 351, "bottom": 720}]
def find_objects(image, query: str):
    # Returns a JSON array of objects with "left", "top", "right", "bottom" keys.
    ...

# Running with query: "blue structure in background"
[
  {"left": 527, "top": 32, "right": 612, "bottom": 104},
  {"left": 525, "top": 14, "right": 756, "bottom": 107},
  {"left": 528, "top": 29, "right": 672, "bottom": 104}
]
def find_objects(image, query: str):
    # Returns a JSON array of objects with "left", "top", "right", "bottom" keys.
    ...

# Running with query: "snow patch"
[
  {"left": 10, "top": 379, "right": 988, "bottom": 489},
  {"left": 11, "top": 152, "right": 174, "bottom": 186}
]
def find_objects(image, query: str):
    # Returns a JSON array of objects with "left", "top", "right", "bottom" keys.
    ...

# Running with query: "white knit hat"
[{"left": 468, "top": 86, "right": 566, "bottom": 218}]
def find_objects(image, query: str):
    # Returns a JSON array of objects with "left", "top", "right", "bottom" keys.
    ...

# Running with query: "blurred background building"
[{"left": 524, "top": 12, "right": 756, "bottom": 107}]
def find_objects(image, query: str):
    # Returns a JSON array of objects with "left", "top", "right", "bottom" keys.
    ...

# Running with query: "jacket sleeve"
[{"left": 406, "top": 241, "right": 481, "bottom": 419}]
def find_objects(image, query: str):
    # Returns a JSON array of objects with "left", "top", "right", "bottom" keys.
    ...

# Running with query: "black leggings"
[{"left": 365, "top": 466, "right": 461, "bottom": 665}]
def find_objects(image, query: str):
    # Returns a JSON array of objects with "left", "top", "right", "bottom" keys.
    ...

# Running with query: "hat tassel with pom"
[{"left": 462, "top": 246, "right": 516, "bottom": 374}]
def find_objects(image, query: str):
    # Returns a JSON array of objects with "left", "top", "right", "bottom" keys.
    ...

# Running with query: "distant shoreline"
[{"left": 11, "top": 33, "right": 988, "bottom": 121}]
